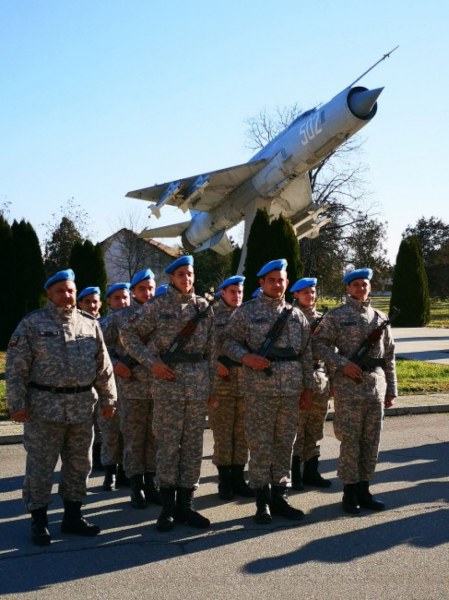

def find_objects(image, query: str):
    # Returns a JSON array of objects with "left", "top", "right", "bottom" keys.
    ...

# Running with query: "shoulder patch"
[{"left": 9, "top": 335, "right": 20, "bottom": 347}]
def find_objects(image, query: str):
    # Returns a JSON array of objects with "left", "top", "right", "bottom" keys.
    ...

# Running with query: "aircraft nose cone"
[{"left": 348, "top": 87, "right": 383, "bottom": 119}]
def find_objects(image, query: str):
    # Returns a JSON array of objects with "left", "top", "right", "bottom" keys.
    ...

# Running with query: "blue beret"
[
  {"left": 165, "top": 255, "right": 194, "bottom": 275},
  {"left": 44, "top": 268, "right": 75, "bottom": 290},
  {"left": 252, "top": 287, "right": 262, "bottom": 298},
  {"left": 130, "top": 268, "right": 155, "bottom": 288},
  {"left": 257, "top": 259, "right": 288, "bottom": 277},
  {"left": 77, "top": 286, "right": 101, "bottom": 301},
  {"left": 343, "top": 268, "right": 373, "bottom": 285},
  {"left": 105, "top": 282, "right": 130, "bottom": 298},
  {"left": 290, "top": 277, "right": 317, "bottom": 293},
  {"left": 154, "top": 283, "right": 168, "bottom": 298},
  {"left": 219, "top": 275, "right": 245, "bottom": 290}
]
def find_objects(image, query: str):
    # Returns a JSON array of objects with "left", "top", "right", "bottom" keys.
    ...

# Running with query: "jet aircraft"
[{"left": 127, "top": 48, "right": 397, "bottom": 272}]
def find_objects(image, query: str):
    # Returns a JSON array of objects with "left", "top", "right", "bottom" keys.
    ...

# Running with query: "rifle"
[
  {"left": 160, "top": 293, "right": 215, "bottom": 366},
  {"left": 349, "top": 307, "right": 400, "bottom": 378},
  {"left": 255, "top": 300, "right": 297, "bottom": 377},
  {"left": 310, "top": 307, "right": 328, "bottom": 334}
]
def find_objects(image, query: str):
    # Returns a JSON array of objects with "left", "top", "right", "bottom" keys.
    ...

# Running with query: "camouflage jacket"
[
  {"left": 120, "top": 284, "right": 215, "bottom": 398},
  {"left": 221, "top": 293, "right": 314, "bottom": 396},
  {"left": 313, "top": 295, "right": 397, "bottom": 396},
  {"left": 100, "top": 299, "right": 153, "bottom": 399},
  {"left": 214, "top": 298, "right": 244, "bottom": 397},
  {"left": 6, "top": 300, "right": 117, "bottom": 422}
]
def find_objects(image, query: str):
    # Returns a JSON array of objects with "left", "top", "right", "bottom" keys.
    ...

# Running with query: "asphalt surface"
[{"left": 1, "top": 416, "right": 448, "bottom": 600}]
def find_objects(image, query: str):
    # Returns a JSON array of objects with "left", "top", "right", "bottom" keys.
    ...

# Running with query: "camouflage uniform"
[
  {"left": 293, "top": 306, "right": 330, "bottom": 462},
  {"left": 6, "top": 300, "right": 116, "bottom": 511},
  {"left": 222, "top": 293, "right": 314, "bottom": 489},
  {"left": 209, "top": 298, "right": 248, "bottom": 466},
  {"left": 313, "top": 295, "right": 397, "bottom": 484},
  {"left": 120, "top": 284, "right": 214, "bottom": 489},
  {"left": 101, "top": 300, "right": 156, "bottom": 478}
]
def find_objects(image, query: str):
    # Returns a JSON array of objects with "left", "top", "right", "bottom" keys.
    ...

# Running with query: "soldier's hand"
[
  {"left": 242, "top": 353, "right": 271, "bottom": 371},
  {"left": 299, "top": 388, "right": 313, "bottom": 411},
  {"left": 114, "top": 362, "right": 132, "bottom": 379},
  {"left": 343, "top": 362, "right": 363, "bottom": 380},
  {"left": 384, "top": 395, "right": 396, "bottom": 409},
  {"left": 151, "top": 360, "right": 176, "bottom": 381},
  {"left": 101, "top": 405, "right": 116, "bottom": 419},
  {"left": 10, "top": 409, "right": 29, "bottom": 423},
  {"left": 216, "top": 362, "right": 230, "bottom": 378}
]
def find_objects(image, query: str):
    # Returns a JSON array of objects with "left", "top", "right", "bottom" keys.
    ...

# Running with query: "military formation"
[{"left": 6, "top": 256, "right": 397, "bottom": 545}]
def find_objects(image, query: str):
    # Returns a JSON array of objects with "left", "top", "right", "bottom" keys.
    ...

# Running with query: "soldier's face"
[
  {"left": 347, "top": 278, "right": 371, "bottom": 301},
  {"left": 170, "top": 265, "right": 194, "bottom": 294},
  {"left": 132, "top": 279, "right": 156, "bottom": 303},
  {"left": 221, "top": 284, "right": 243, "bottom": 307},
  {"left": 294, "top": 286, "right": 316, "bottom": 308},
  {"left": 46, "top": 280, "right": 77, "bottom": 308},
  {"left": 108, "top": 289, "right": 131, "bottom": 310},
  {"left": 260, "top": 270, "right": 289, "bottom": 299},
  {"left": 78, "top": 294, "right": 102, "bottom": 317}
]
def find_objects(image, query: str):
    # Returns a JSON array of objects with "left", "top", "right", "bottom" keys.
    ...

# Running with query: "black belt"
[
  {"left": 360, "top": 365, "right": 382, "bottom": 373},
  {"left": 218, "top": 355, "right": 242, "bottom": 368},
  {"left": 29, "top": 382, "right": 93, "bottom": 394},
  {"left": 161, "top": 352, "right": 205, "bottom": 364}
]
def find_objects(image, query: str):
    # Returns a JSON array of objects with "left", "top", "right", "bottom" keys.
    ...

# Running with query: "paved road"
[
  {"left": 1, "top": 415, "right": 448, "bottom": 600},
  {"left": 394, "top": 327, "right": 449, "bottom": 365}
]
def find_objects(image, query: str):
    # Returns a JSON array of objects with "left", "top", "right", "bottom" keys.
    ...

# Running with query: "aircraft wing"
[{"left": 126, "top": 159, "right": 267, "bottom": 214}]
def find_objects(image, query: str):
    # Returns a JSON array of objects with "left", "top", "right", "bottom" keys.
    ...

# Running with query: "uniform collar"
[
  {"left": 258, "top": 292, "right": 286, "bottom": 308},
  {"left": 167, "top": 283, "right": 196, "bottom": 304},
  {"left": 47, "top": 299, "right": 77, "bottom": 322},
  {"left": 346, "top": 295, "right": 371, "bottom": 312}
]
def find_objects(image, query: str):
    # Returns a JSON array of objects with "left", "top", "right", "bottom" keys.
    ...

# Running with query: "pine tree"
[
  {"left": 390, "top": 236, "right": 430, "bottom": 326},
  {"left": 44, "top": 216, "right": 83, "bottom": 276},
  {"left": 69, "top": 240, "right": 108, "bottom": 314},
  {"left": 270, "top": 214, "right": 303, "bottom": 293},
  {"left": 0, "top": 215, "right": 16, "bottom": 348},
  {"left": 11, "top": 220, "right": 46, "bottom": 323},
  {"left": 242, "top": 209, "right": 272, "bottom": 300}
]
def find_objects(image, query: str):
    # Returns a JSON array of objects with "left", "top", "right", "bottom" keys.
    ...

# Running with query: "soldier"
[
  {"left": 77, "top": 286, "right": 102, "bottom": 318},
  {"left": 313, "top": 268, "right": 397, "bottom": 514},
  {"left": 6, "top": 269, "right": 117, "bottom": 546},
  {"left": 102, "top": 269, "right": 160, "bottom": 508},
  {"left": 77, "top": 286, "right": 103, "bottom": 470},
  {"left": 222, "top": 259, "right": 314, "bottom": 524},
  {"left": 121, "top": 255, "right": 214, "bottom": 532},
  {"left": 98, "top": 282, "right": 131, "bottom": 491},
  {"left": 290, "top": 277, "right": 332, "bottom": 490},
  {"left": 209, "top": 275, "right": 254, "bottom": 500}
]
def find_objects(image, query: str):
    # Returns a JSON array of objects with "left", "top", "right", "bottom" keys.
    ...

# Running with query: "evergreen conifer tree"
[
  {"left": 11, "top": 219, "right": 45, "bottom": 322},
  {"left": 242, "top": 209, "right": 272, "bottom": 300},
  {"left": 390, "top": 236, "right": 430, "bottom": 326},
  {"left": 270, "top": 214, "right": 303, "bottom": 295},
  {"left": 69, "top": 240, "right": 108, "bottom": 314},
  {"left": 0, "top": 215, "right": 16, "bottom": 348}
]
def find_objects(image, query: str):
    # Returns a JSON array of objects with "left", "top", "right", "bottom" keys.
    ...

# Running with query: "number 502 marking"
[{"left": 299, "top": 111, "right": 323, "bottom": 146}]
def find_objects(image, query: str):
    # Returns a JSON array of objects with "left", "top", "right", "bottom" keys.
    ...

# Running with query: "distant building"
[{"left": 100, "top": 228, "right": 181, "bottom": 285}]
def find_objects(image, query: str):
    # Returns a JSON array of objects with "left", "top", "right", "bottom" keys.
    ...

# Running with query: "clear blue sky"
[{"left": 1, "top": 0, "right": 448, "bottom": 263}]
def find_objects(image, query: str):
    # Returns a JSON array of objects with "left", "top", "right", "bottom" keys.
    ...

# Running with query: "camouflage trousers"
[
  {"left": 293, "top": 390, "right": 329, "bottom": 461},
  {"left": 333, "top": 372, "right": 385, "bottom": 484},
  {"left": 245, "top": 394, "right": 298, "bottom": 489},
  {"left": 23, "top": 419, "right": 93, "bottom": 511},
  {"left": 98, "top": 408, "right": 123, "bottom": 466},
  {"left": 120, "top": 397, "right": 156, "bottom": 477},
  {"left": 152, "top": 394, "right": 207, "bottom": 489},
  {"left": 208, "top": 393, "right": 248, "bottom": 466}
]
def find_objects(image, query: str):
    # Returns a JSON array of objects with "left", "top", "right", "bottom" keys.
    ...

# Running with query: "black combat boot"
[
  {"left": 61, "top": 501, "right": 100, "bottom": 536},
  {"left": 174, "top": 488, "right": 210, "bottom": 528},
  {"left": 358, "top": 481, "right": 385, "bottom": 511},
  {"left": 156, "top": 487, "right": 176, "bottom": 532},
  {"left": 31, "top": 506, "right": 51, "bottom": 546},
  {"left": 342, "top": 483, "right": 361, "bottom": 515},
  {"left": 102, "top": 464, "right": 117, "bottom": 491},
  {"left": 271, "top": 485, "right": 305, "bottom": 521},
  {"left": 129, "top": 474, "right": 147, "bottom": 509},
  {"left": 302, "top": 456, "right": 332, "bottom": 488},
  {"left": 144, "top": 472, "right": 162, "bottom": 505},
  {"left": 231, "top": 465, "right": 255, "bottom": 497},
  {"left": 291, "top": 455, "right": 303, "bottom": 491},
  {"left": 217, "top": 465, "right": 234, "bottom": 500},
  {"left": 116, "top": 464, "right": 130, "bottom": 487},
  {"left": 254, "top": 486, "right": 272, "bottom": 524}
]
